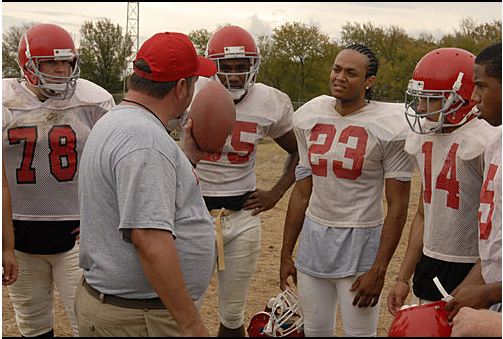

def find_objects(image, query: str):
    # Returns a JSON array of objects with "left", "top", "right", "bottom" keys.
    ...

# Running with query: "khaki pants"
[
  {"left": 74, "top": 277, "right": 180, "bottom": 337},
  {"left": 8, "top": 246, "right": 81, "bottom": 337}
]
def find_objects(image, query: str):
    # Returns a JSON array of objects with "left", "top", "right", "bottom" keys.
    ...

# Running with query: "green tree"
[
  {"left": 79, "top": 18, "right": 132, "bottom": 93},
  {"left": 440, "top": 18, "right": 501, "bottom": 55},
  {"left": 2, "top": 22, "right": 37, "bottom": 78},
  {"left": 339, "top": 22, "right": 438, "bottom": 102},
  {"left": 188, "top": 28, "right": 211, "bottom": 55},
  {"left": 258, "top": 21, "right": 337, "bottom": 102}
]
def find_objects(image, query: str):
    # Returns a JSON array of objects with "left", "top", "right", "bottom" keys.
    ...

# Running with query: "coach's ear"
[{"left": 174, "top": 78, "right": 191, "bottom": 101}]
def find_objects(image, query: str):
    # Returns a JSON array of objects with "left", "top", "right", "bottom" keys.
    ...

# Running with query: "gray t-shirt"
[{"left": 78, "top": 105, "right": 215, "bottom": 300}]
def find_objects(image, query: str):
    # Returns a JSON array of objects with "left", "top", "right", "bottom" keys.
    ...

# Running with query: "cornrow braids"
[
  {"left": 476, "top": 42, "right": 501, "bottom": 83},
  {"left": 345, "top": 43, "right": 379, "bottom": 102}
]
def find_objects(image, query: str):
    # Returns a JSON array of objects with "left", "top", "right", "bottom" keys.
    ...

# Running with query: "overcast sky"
[{"left": 2, "top": 2, "right": 502, "bottom": 47}]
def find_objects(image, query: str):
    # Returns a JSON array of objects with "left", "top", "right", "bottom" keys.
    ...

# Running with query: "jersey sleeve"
[
  {"left": 115, "top": 149, "right": 177, "bottom": 241},
  {"left": 268, "top": 94, "right": 294, "bottom": 140},
  {"left": 294, "top": 124, "right": 310, "bottom": 169},
  {"left": 382, "top": 136, "right": 413, "bottom": 180},
  {"left": 2, "top": 106, "right": 12, "bottom": 130},
  {"left": 92, "top": 94, "right": 115, "bottom": 125}
]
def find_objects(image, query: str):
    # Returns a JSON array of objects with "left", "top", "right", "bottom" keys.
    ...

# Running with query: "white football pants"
[
  {"left": 297, "top": 270, "right": 380, "bottom": 337},
  {"left": 211, "top": 208, "right": 261, "bottom": 329},
  {"left": 8, "top": 245, "right": 82, "bottom": 337}
]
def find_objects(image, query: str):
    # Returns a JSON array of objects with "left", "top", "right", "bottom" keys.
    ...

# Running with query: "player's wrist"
[
  {"left": 395, "top": 276, "right": 411, "bottom": 285},
  {"left": 280, "top": 248, "right": 294, "bottom": 260}
]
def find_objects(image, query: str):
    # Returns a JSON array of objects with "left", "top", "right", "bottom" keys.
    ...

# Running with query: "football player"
[
  {"left": 280, "top": 44, "right": 413, "bottom": 336},
  {"left": 387, "top": 48, "right": 498, "bottom": 318},
  {"left": 2, "top": 23, "right": 114, "bottom": 337},
  {"left": 445, "top": 43, "right": 502, "bottom": 322},
  {"left": 184, "top": 25, "right": 299, "bottom": 337}
]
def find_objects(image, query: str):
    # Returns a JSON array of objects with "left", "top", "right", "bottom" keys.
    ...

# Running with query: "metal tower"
[{"left": 124, "top": 2, "right": 139, "bottom": 93}]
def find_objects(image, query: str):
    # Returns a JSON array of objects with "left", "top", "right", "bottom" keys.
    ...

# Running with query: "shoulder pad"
[
  {"left": 69, "top": 79, "right": 115, "bottom": 109},
  {"left": 293, "top": 95, "right": 334, "bottom": 129},
  {"left": 456, "top": 118, "right": 499, "bottom": 160}
]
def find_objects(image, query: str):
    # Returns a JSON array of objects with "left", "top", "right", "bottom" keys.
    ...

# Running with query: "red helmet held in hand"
[{"left": 388, "top": 300, "right": 452, "bottom": 337}]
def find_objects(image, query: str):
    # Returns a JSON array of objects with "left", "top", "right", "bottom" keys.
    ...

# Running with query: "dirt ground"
[{"left": 2, "top": 140, "right": 421, "bottom": 337}]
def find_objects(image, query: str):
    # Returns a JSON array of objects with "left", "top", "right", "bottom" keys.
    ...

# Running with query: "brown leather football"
[{"left": 189, "top": 80, "right": 236, "bottom": 153}]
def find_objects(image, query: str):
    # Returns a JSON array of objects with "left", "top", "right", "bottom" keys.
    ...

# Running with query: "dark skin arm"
[
  {"left": 244, "top": 129, "right": 299, "bottom": 216},
  {"left": 445, "top": 260, "right": 502, "bottom": 321},
  {"left": 387, "top": 189, "right": 425, "bottom": 316},
  {"left": 350, "top": 178, "right": 411, "bottom": 308},
  {"left": 279, "top": 176, "right": 312, "bottom": 291}
]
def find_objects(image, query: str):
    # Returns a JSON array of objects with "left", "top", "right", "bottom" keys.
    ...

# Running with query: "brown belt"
[{"left": 82, "top": 279, "right": 166, "bottom": 309}]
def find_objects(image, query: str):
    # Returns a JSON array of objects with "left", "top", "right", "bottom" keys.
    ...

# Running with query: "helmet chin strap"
[{"left": 229, "top": 89, "right": 246, "bottom": 101}]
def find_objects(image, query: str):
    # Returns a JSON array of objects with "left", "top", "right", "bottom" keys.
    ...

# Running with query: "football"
[{"left": 189, "top": 80, "right": 236, "bottom": 153}]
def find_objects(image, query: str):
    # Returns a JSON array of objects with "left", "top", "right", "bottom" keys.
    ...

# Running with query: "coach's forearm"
[{"left": 131, "top": 228, "right": 206, "bottom": 335}]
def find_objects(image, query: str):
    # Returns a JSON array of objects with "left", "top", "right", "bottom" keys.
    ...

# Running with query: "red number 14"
[{"left": 422, "top": 141, "right": 460, "bottom": 209}]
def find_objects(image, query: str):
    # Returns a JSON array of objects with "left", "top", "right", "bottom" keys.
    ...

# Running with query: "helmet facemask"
[
  {"left": 20, "top": 33, "right": 80, "bottom": 100},
  {"left": 405, "top": 72, "right": 472, "bottom": 134},
  {"left": 263, "top": 289, "right": 303, "bottom": 337},
  {"left": 209, "top": 46, "right": 260, "bottom": 101}
]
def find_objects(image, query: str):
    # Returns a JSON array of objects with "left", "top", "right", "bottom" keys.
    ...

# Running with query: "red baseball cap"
[{"left": 134, "top": 32, "right": 216, "bottom": 82}]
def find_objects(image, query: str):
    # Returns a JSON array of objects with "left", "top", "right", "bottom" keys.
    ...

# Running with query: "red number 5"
[
  {"left": 479, "top": 164, "right": 498, "bottom": 239},
  {"left": 203, "top": 121, "right": 257, "bottom": 164}
]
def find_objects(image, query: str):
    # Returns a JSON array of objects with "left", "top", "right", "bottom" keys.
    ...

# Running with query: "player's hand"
[
  {"left": 2, "top": 249, "right": 18, "bottom": 286},
  {"left": 387, "top": 281, "right": 410, "bottom": 316},
  {"left": 280, "top": 255, "right": 297, "bottom": 291},
  {"left": 181, "top": 118, "right": 205, "bottom": 165},
  {"left": 451, "top": 307, "right": 502, "bottom": 337},
  {"left": 244, "top": 189, "right": 282, "bottom": 216},
  {"left": 350, "top": 269, "right": 385, "bottom": 308},
  {"left": 445, "top": 284, "right": 493, "bottom": 321}
]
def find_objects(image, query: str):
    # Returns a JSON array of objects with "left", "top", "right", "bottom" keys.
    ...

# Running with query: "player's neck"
[
  {"left": 334, "top": 98, "right": 367, "bottom": 116},
  {"left": 25, "top": 82, "right": 49, "bottom": 102}
]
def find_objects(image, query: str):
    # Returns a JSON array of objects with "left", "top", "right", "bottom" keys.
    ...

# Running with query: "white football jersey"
[
  {"left": 2, "top": 78, "right": 114, "bottom": 221},
  {"left": 295, "top": 96, "right": 413, "bottom": 228},
  {"left": 193, "top": 77, "right": 294, "bottom": 196},
  {"left": 478, "top": 128, "right": 501, "bottom": 284},
  {"left": 405, "top": 117, "right": 497, "bottom": 263}
]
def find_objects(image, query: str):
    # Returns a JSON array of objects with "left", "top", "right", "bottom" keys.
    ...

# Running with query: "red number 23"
[{"left": 308, "top": 123, "right": 368, "bottom": 180}]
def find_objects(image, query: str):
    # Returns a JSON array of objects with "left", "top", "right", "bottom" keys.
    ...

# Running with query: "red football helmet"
[
  {"left": 17, "top": 23, "right": 80, "bottom": 99},
  {"left": 247, "top": 289, "right": 304, "bottom": 337},
  {"left": 205, "top": 25, "right": 260, "bottom": 100},
  {"left": 388, "top": 301, "right": 452, "bottom": 337},
  {"left": 405, "top": 47, "right": 477, "bottom": 134}
]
